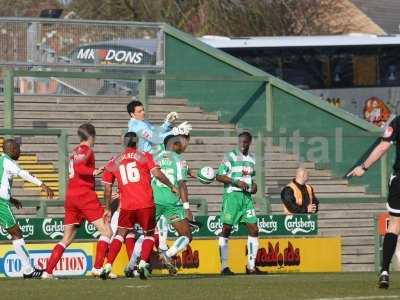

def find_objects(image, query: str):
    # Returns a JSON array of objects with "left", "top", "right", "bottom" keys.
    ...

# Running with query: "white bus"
[{"left": 200, "top": 34, "right": 400, "bottom": 118}]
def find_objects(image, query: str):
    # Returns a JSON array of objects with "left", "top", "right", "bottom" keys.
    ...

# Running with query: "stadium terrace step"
[
  {"left": 319, "top": 228, "right": 374, "bottom": 237},
  {"left": 342, "top": 245, "right": 374, "bottom": 255},
  {"left": 342, "top": 254, "right": 375, "bottom": 264},
  {"left": 269, "top": 179, "right": 349, "bottom": 185},
  {"left": 319, "top": 219, "right": 374, "bottom": 228},
  {"left": 14, "top": 111, "right": 220, "bottom": 121},
  {"left": 12, "top": 120, "right": 235, "bottom": 131},
  {"left": 14, "top": 103, "right": 203, "bottom": 113},
  {"left": 263, "top": 161, "right": 315, "bottom": 169},
  {"left": 266, "top": 169, "right": 332, "bottom": 177},
  {"left": 341, "top": 236, "right": 375, "bottom": 246},
  {"left": 1, "top": 95, "right": 190, "bottom": 105},
  {"left": 342, "top": 264, "right": 374, "bottom": 272},
  {"left": 267, "top": 185, "right": 366, "bottom": 194}
]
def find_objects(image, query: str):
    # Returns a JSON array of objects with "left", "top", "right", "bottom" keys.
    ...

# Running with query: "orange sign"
[{"left": 378, "top": 213, "right": 390, "bottom": 235}]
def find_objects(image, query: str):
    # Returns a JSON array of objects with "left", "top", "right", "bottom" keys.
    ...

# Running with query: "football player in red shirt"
[
  {"left": 42, "top": 123, "right": 112, "bottom": 279},
  {"left": 100, "top": 132, "right": 178, "bottom": 280}
]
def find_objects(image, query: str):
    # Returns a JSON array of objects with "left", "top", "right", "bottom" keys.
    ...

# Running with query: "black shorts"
[{"left": 388, "top": 173, "right": 400, "bottom": 216}]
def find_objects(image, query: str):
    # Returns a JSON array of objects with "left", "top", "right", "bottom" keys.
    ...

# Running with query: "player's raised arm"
[
  {"left": 13, "top": 164, "right": 53, "bottom": 198},
  {"left": 160, "top": 111, "right": 179, "bottom": 131},
  {"left": 151, "top": 167, "right": 179, "bottom": 195},
  {"left": 2, "top": 140, "right": 54, "bottom": 199},
  {"left": 348, "top": 141, "right": 391, "bottom": 177},
  {"left": 348, "top": 120, "right": 397, "bottom": 178}
]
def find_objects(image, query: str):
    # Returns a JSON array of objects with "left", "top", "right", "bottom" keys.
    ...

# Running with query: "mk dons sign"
[{"left": 76, "top": 48, "right": 148, "bottom": 64}]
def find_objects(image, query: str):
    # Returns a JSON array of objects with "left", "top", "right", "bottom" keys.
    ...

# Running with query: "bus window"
[
  {"left": 221, "top": 48, "right": 281, "bottom": 77},
  {"left": 330, "top": 50, "right": 353, "bottom": 88},
  {"left": 353, "top": 54, "right": 377, "bottom": 86},
  {"left": 379, "top": 47, "right": 400, "bottom": 86},
  {"left": 281, "top": 48, "right": 325, "bottom": 89}
]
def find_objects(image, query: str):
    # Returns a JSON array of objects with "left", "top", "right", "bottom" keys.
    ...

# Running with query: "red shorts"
[
  {"left": 118, "top": 206, "right": 155, "bottom": 232},
  {"left": 64, "top": 191, "right": 104, "bottom": 225}
]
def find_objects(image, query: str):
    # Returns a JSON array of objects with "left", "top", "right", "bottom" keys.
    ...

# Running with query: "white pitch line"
[
  {"left": 307, "top": 296, "right": 399, "bottom": 300},
  {"left": 125, "top": 285, "right": 150, "bottom": 289}
]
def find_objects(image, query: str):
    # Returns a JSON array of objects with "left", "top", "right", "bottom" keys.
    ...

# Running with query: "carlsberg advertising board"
[{"left": 0, "top": 215, "right": 317, "bottom": 242}]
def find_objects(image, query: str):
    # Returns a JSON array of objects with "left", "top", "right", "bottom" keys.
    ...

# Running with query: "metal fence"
[{"left": 0, "top": 18, "right": 164, "bottom": 96}]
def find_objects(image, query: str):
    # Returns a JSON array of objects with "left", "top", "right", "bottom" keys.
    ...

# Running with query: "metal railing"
[
  {"left": 0, "top": 18, "right": 164, "bottom": 68},
  {"left": 0, "top": 18, "right": 165, "bottom": 97}
]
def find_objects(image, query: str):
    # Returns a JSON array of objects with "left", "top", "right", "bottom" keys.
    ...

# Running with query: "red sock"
[
  {"left": 46, "top": 243, "right": 65, "bottom": 274},
  {"left": 106, "top": 235, "right": 123, "bottom": 265},
  {"left": 140, "top": 236, "right": 155, "bottom": 262},
  {"left": 94, "top": 236, "right": 110, "bottom": 269},
  {"left": 125, "top": 233, "right": 135, "bottom": 260},
  {"left": 154, "top": 233, "right": 159, "bottom": 249}
]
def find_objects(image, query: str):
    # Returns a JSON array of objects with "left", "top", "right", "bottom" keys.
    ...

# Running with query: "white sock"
[
  {"left": 127, "top": 235, "right": 144, "bottom": 271},
  {"left": 157, "top": 216, "right": 169, "bottom": 251},
  {"left": 247, "top": 236, "right": 259, "bottom": 271},
  {"left": 12, "top": 239, "right": 33, "bottom": 275},
  {"left": 166, "top": 236, "right": 190, "bottom": 257},
  {"left": 218, "top": 237, "right": 229, "bottom": 270},
  {"left": 110, "top": 211, "right": 119, "bottom": 237}
]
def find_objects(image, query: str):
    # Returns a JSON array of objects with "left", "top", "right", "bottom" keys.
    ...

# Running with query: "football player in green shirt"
[
  {"left": 216, "top": 132, "right": 263, "bottom": 275},
  {"left": 152, "top": 134, "right": 193, "bottom": 274}
]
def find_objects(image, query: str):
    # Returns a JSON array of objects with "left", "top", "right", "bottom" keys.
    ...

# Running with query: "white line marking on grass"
[
  {"left": 308, "top": 296, "right": 399, "bottom": 300},
  {"left": 125, "top": 285, "right": 150, "bottom": 289}
]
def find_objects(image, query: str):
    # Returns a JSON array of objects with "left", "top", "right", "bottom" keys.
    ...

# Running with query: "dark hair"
[
  {"left": 238, "top": 131, "right": 252, "bottom": 141},
  {"left": 77, "top": 123, "right": 96, "bottom": 141},
  {"left": 164, "top": 134, "right": 190, "bottom": 148},
  {"left": 127, "top": 100, "right": 143, "bottom": 116},
  {"left": 124, "top": 132, "right": 137, "bottom": 147}
]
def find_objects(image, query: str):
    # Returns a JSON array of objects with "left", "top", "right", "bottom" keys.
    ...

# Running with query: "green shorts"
[
  {"left": 220, "top": 192, "right": 257, "bottom": 226},
  {"left": 156, "top": 203, "right": 186, "bottom": 224},
  {"left": 0, "top": 200, "right": 17, "bottom": 230}
]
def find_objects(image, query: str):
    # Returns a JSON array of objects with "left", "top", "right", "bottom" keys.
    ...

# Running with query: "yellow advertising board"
[
  {"left": 0, "top": 242, "right": 95, "bottom": 277},
  {"left": 0, "top": 237, "right": 341, "bottom": 277},
  {"left": 128, "top": 237, "right": 341, "bottom": 275}
]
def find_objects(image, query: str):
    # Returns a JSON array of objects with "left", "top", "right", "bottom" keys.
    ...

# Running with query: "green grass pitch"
[{"left": 1, "top": 273, "right": 400, "bottom": 300}]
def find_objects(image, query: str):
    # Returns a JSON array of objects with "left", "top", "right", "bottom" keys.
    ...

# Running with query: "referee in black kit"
[{"left": 348, "top": 116, "right": 400, "bottom": 289}]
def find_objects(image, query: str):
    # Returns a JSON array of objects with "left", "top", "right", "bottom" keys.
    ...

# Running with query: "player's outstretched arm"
[
  {"left": 7, "top": 159, "right": 54, "bottom": 200},
  {"left": 347, "top": 141, "right": 391, "bottom": 177},
  {"left": 161, "top": 112, "right": 179, "bottom": 130},
  {"left": 93, "top": 166, "right": 105, "bottom": 176},
  {"left": 188, "top": 168, "right": 197, "bottom": 178},
  {"left": 151, "top": 167, "right": 179, "bottom": 196},
  {"left": 41, "top": 183, "right": 54, "bottom": 200}
]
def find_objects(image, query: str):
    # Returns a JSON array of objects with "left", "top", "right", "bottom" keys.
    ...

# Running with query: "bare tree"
[{"left": 0, "top": 0, "right": 379, "bottom": 36}]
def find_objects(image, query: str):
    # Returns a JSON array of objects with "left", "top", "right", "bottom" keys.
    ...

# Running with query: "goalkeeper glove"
[
  {"left": 171, "top": 121, "right": 192, "bottom": 136},
  {"left": 177, "top": 121, "right": 192, "bottom": 135},
  {"left": 165, "top": 112, "right": 179, "bottom": 123}
]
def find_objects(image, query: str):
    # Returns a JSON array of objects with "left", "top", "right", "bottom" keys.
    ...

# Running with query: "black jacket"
[{"left": 281, "top": 179, "right": 319, "bottom": 214}]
